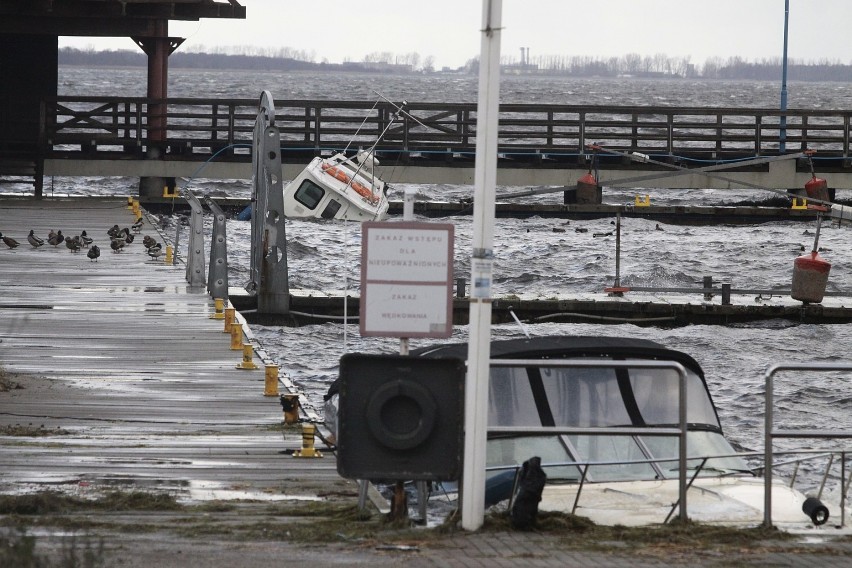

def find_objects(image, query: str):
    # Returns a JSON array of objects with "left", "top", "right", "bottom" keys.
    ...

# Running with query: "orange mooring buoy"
[
  {"left": 576, "top": 172, "right": 601, "bottom": 204},
  {"left": 791, "top": 251, "right": 831, "bottom": 304},
  {"left": 804, "top": 152, "right": 830, "bottom": 204},
  {"left": 805, "top": 175, "right": 829, "bottom": 203}
]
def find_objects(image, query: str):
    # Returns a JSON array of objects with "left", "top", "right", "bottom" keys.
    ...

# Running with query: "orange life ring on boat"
[{"left": 321, "top": 162, "right": 379, "bottom": 205}]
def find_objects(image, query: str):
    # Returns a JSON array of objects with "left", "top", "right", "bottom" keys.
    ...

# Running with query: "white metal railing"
[{"left": 764, "top": 362, "right": 852, "bottom": 527}]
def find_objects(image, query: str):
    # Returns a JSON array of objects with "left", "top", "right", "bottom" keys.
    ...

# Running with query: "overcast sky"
[{"left": 59, "top": 1, "right": 852, "bottom": 69}]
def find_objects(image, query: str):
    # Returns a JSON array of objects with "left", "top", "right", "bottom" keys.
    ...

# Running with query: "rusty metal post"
[{"left": 133, "top": 21, "right": 185, "bottom": 200}]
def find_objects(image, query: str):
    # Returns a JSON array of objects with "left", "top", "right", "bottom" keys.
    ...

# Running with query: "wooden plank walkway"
[{"left": 0, "top": 197, "right": 342, "bottom": 500}]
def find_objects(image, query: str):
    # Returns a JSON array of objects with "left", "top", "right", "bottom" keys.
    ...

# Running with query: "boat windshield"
[
  {"left": 489, "top": 360, "right": 718, "bottom": 429},
  {"left": 485, "top": 359, "right": 750, "bottom": 482}
]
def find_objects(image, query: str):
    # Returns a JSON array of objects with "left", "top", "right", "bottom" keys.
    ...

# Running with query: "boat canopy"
[
  {"left": 412, "top": 335, "right": 721, "bottom": 433},
  {"left": 413, "top": 336, "right": 744, "bottom": 482}
]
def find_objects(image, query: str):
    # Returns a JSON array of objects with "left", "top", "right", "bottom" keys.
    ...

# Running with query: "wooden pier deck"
[{"left": 0, "top": 197, "right": 341, "bottom": 501}]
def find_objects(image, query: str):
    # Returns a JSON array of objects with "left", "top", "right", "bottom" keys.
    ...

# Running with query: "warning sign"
[{"left": 360, "top": 221, "right": 454, "bottom": 338}]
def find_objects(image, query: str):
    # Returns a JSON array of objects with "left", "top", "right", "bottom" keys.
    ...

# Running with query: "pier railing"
[{"left": 40, "top": 97, "right": 852, "bottom": 165}]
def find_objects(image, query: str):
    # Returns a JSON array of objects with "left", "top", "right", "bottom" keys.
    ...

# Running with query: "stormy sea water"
[{"left": 19, "top": 66, "right": 852, "bottom": 498}]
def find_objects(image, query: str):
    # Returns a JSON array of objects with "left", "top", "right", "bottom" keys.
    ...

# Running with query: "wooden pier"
[
  {"left": 17, "top": 98, "right": 852, "bottom": 194},
  {"left": 0, "top": 197, "right": 340, "bottom": 499}
]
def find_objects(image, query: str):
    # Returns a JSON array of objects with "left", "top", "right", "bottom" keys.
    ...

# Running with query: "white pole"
[
  {"left": 461, "top": 0, "right": 502, "bottom": 531},
  {"left": 401, "top": 187, "right": 416, "bottom": 355}
]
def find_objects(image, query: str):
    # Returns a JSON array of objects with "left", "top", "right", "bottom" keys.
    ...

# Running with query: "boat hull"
[{"left": 282, "top": 155, "right": 389, "bottom": 221}]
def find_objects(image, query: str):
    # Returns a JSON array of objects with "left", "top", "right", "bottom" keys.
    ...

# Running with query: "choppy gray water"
[{"left": 26, "top": 68, "right": 852, "bottom": 491}]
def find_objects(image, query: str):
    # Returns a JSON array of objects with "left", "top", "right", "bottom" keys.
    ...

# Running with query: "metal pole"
[
  {"left": 462, "top": 0, "right": 502, "bottom": 532},
  {"left": 812, "top": 213, "right": 822, "bottom": 253},
  {"left": 614, "top": 212, "right": 621, "bottom": 288},
  {"left": 764, "top": 369, "right": 774, "bottom": 526},
  {"left": 780, "top": 0, "right": 790, "bottom": 153}
]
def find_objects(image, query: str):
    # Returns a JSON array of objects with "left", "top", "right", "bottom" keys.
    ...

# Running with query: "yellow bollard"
[
  {"left": 236, "top": 343, "right": 258, "bottom": 370},
  {"left": 223, "top": 307, "right": 235, "bottom": 333},
  {"left": 293, "top": 423, "right": 323, "bottom": 458},
  {"left": 162, "top": 185, "right": 178, "bottom": 198},
  {"left": 209, "top": 298, "right": 225, "bottom": 320},
  {"left": 264, "top": 365, "right": 280, "bottom": 397},
  {"left": 280, "top": 393, "right": 300, "bottom": 423},
  {"left": 792, "top": 197, "right": 808, "bottom": 209},
  {"left": 634, "top": 194, "right": 651, "bottom": 207},
  {"left": 132, "top": 200, "right": 140, "bottom": 217},
  {"left": 164, "top": 245, "right": 173, "bottom": 265},
  {"left": 126, "top": 196, "right": 134, "bottom": 209},
  {"left": 229, "top": 323, "right": 243, "bottom": 350}
]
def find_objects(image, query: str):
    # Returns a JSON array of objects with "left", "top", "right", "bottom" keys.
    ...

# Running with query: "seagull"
[
  {"left": 87, "top": 245, "right": 100, "bottom": 262},
  {"left": 48, "top": 230, "right": 64, "bottom": 247},
  {"left": 27, "top": 230, "right": 45, "bottom": 248},
  {"left": 131, "top": 217, "right": 144, "bottom": 233},
  {"left": 80, "top": 231, "right": 93, "bottom": 248},
  {"left": 1, "top": 232, "right": 20, "bottom": 249}
]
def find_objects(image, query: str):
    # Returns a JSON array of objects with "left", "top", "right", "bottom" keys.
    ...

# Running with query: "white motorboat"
[
  {"left": 282, "top": 150, "right": 390, "bottom": 221},
  {"left": 326, "top": 335, "right": 846, "bottom": 530}
]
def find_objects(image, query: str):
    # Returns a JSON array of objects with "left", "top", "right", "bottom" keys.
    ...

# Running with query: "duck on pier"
[
  {"left": 87, "top": 245, "right": 100, "bottom": 262},
  {"left": 131, "top": 217, "right": 144, "bottom": 233},
  {"left": 27, "top": 230, "right": 45, "bottom": 248},
  {"left": 1, "top": 232, "right": 20, "bottom": 249},
  {"left": 48, "top": 230, "right": 64, "bottom": 247},
  {"left": 146, "top": 242, "right": 163, "bottom": 260},
  {"left": 65, "top": 236, "right": 81, "bottom": 253},
  {"left": 80, "top": 231, "right": 93, "bottom": 247}
]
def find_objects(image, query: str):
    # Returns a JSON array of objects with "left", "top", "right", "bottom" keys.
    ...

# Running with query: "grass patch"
[
  {"left": 3, "top": 490, "right": 850, "bottom": 558},
  {"left": 0, "top": 368, "right": 24, "bottom": 392},
  {"left": 0, "top": 490, "right": 183, "bottom": 515},
  {"left": 0, "top": 424, "right": 71, "bottom": 437},
  {"left": 473, "top": 510, "right": 804, "bottom": 553}
]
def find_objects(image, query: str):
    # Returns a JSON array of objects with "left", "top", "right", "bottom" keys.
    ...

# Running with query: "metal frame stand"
[
  {"left": 249, "top": 90, "right": 290, "bottom": 314},
  {"left": 206, "top": 197, "right": 229, "bottom": 300},
  {"left": 182, "top": 189, "right": 206, "bottom": 289}
]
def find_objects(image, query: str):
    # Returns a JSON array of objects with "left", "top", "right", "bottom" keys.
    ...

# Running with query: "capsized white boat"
[
  {"left": 282, "top": 150, "right": 390, "bottom": 221},
  {"left": 326, "top": 336, "right": 847, "bottom": 530}
]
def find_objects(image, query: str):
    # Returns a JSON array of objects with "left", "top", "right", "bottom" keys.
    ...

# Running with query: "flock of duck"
[{"left": 0, "top": 217, "right": 163, "bottom": 261}]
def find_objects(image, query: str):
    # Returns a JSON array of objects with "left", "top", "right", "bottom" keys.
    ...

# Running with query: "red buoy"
[
  {"left": 576, "top": 172, "right": 601, "bottom": 204},
  {"left": 791, "top": 251, "right": 831, "bottom": 304},
  {"left": 805, "top": 176, "right": 829, "bottom": 202}
]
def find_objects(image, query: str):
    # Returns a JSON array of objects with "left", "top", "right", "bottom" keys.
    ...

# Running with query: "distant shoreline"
[{"left": 58, "top": 48, "right": 852, "bottom": 82}]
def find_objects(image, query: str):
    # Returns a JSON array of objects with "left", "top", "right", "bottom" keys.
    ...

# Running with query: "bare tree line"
[{"left": 59, "top": 46, "right": 852, "bottom": 81}]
